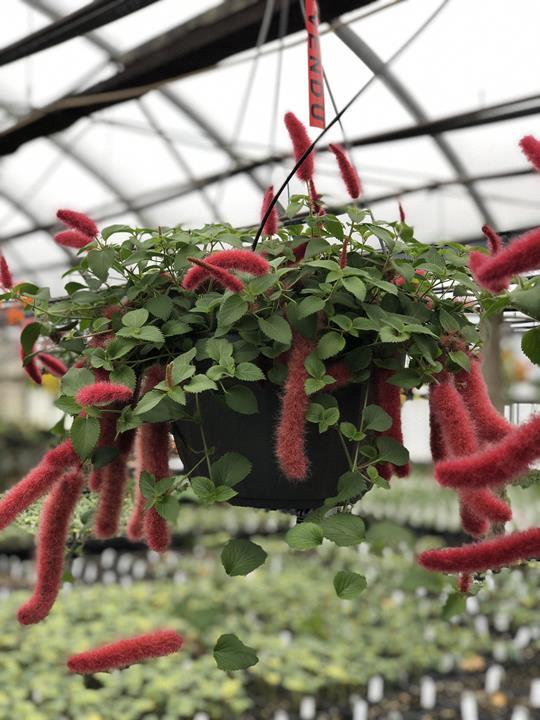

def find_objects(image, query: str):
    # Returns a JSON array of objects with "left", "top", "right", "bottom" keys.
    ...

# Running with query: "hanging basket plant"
[{"left": 2, "top": 118, "right": 540, "bottom": 673}]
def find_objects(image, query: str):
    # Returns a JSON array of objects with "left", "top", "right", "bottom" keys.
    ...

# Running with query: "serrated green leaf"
[
  {"left": 213, "top": 634, "right": 259, "bottom": 671},
  {"left": 155, "top": 496, "right": 180, "bottom": 523},
  {"left": 363, "top": 404, "right": 392, "bottom": 432},
  {"left": 71, "top": 415, "right": 100, "bottom": 460},
  {"left": 221, "top": 539, "right": 267, "bottom": 576},
  {"left": 258, "top": 315, "right": 292, "bottom": 345},
  {"left": 61, "top": 367, "right": 95, "bottom": 397},
  {"left": 235, "top": 362, "right": 265, "bottom": 381},
  {"left": 442, "top": 591, "right": 467, "bottom": 620},
  {"left": 376, "top": 436, "right": 409, "bottom": 466},
  {"left": 285, "top": 522, "right": 323, "bottom": 550},
  {"left": 218, "top": 295, "right": 248, "bottom": 327},
  {"left": 224, "top": 385, "right": 258, "bottom": 414},
  {"left": 342, "top": 276, "right": 366, "bottom": 301},
  {"left": 317, "top": 331, "right": 345, "bottom": 360},
  {"left": 297, "top": 295, "right": 325, "bottom": 319},
  {"left": 184, "top": 374, "right": 217, "bottom": 393},
  {"left": 321, "top": 514, "right": 365, "bottom": 546},
  {"left": 522, "top": 326, "right": 540, "bottom": 365},
  {"left": 122, "top": 309, "right": 149, "bottom": 328},
  {"left": 146, "top": 295, "right": 173, "bottom": 321},
  {"left": 109, "top": 366, "right": 136, "bottom": 390},
  {"left": 212, "top": 452, "right": 252, "bottom": 487},
  {"left": 333, "top": 571, "right": 367, "bottom": 599}
]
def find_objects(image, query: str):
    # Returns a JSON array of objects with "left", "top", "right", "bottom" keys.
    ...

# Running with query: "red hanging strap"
[{"left": 305, "top": 0, "right": 325, "bottom": 129}]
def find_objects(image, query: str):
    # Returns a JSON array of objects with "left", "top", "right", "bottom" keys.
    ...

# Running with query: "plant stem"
[{"left": 195, "top": 395, "right": 213, "bottom": 481}]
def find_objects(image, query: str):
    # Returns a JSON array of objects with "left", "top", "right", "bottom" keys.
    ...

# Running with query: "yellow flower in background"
[{"left": 41, "top": 373, "right": 60, "bottom": 394}]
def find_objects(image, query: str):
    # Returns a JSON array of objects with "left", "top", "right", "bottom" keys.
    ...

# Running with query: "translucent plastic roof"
[{"left": 1, "top": 0, "right": 540, "bottom": 292}]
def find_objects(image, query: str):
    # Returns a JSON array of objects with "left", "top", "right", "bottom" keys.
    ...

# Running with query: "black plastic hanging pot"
[{"left": 171, "top": 381, "right": 367, "bottom": 512}]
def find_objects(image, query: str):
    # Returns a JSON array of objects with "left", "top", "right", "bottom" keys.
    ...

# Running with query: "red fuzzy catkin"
[
  {"left": 54, "top": 229, "right": 94, "bottom": 249},
  {"left": 261, "top": 186, "right": 278, "bottom": 236},
  {"left": 436, "top": 413, "right": 540, "bottom": 490},
  {"left": 519, "top": 134, "right": 540, "bottom": 172},
  {"left": 329, "top": 143, "right": 361, "bottom": 199},
  {"left": 307, "top": 179, "right": 325, "bottom": 216},
  {"left": 38, "top": 353, "right": 68, "bottom": 377},
  {"left": 88, "top": 413, "right": 118, "bottom": 492},
  {"left": 454, "top": 359, "right": 512, "bottom": 445},
  {"left": 325, "top": 361, "right": 351, "bottom": 392},
  {"left": 184, "top": 257, "right": 244, "bottom": 293},
  {"left": 0, "top": 440, "right": 78, "bottom": 530},
  {"left": 0, "top": 254, "right": 13, "bottom": 289},
  {"left": 126, "top": 430, "right": 146, "bottom": 541},
  {"left": 374, "top": 368, "right": 410, "bottom": 478},
  {"left": 284, "top": 111, "right": 314, "bottom": 182},
  {"left": 67, "top": 630, "right": 183, "bottom": 674},
  {"left": 470, "top": 227, "right": 540, "bottom": 292},
  {"left": 482, "top": 224, "right": 503, "bottom": 255},
  {"left": 418, "top": 528, "right": 540, "bottom": 574},
  {"left": 142, "top": 422, "right": 171, "bottom": 553},
  {"left": 428, "top": 384, "right": 448, "bottom": 462},
  {"left": 17, "top": 468, "right": 84, "bottom": 625},
  {"left": 460, "top": 503, "right": 489, "bottom": 538},
  {"left": 20, "top": 345, "right": 42, "bottom": 384},
  {"left": 57, "top": 208, "right": 98, "bottom": 238},
  {"left": 398, "top": 201, "right": 406, "bottom": 223},
  {"left": 459, "top": 573, "right": 472, "bottom": 593},
  {"left": 468, "top": 251, "right": 509, "bottom": 293},
  {"left": 339, "top": 237, "right": 349, "bottom": 269},
  {"left": 275, "top": 333, "right": 314, "bottom": 480},
  {"left": 182, "top": 249, "right": 270, "bottom": 292},
  {"left": 93, "top": 429, "right": 136, "bottom": 539},
  {"left": 76, "top": 382, "right": 133, "bottom": 407},
  {"left": 463, "top": 488, "right": 512, "bottom": 524}
]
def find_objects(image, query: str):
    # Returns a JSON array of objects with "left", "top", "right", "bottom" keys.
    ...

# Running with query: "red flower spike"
[
  {"left": 184, "top": 257, "right": 244, "bottom": 293},
  {"left": 20, "top": 345, "right": 42, "bottom": 384},
  {"left": 57, "top": 209, "right": 98, "bottom": 238},
  {"left": 275, "top": 333, "right": 314, "bottom": 480},
  {"left": 142, "top": 422, "right": 172, "bottom": 553},
  {"left": 429, "top": 376, "right": 478, "bottom": 457},
  {"left": 17, "top": 468, "right": 84, "bottom": 625},
  {"left": 428, "top": 386, "right": 448, "bottom": 462},
  {"left": 67, "top": 630, "right": 183, "bottom": 674},
  {"left": 519, "top": 134, "right": 540, "bottom": 172},
  {"left": 339, "top": 237, "right": 349, "bottom": 269},
  {"left": 325, "top": 361, "right": 351, "bottom": 392},
  {"left": 471, "top": 227, "right": 540, "bottom": 291},
  {"left": 38, "top": 353, "right": 68, "bottom": 377},
  {"left": 482, "top": 225, "right": 503, "bottom": 255},
  {"left": 398, "top": 202, "right": 406, "bottom": 223},
  {"left": 93, "top": 429, "right": 136, "bottom": 539},
  {"left": 0, "top": 254, "right": 13, "bottom": 289},
  {"left": 76, "top": 382, "right": 133, "bottom": 407},
  {"left": 89, "top": 413, "right": 118, "bottom": 492},
  {"left": 126, "top": 433, "right": 146, "bottom": 541},
  {"left": 374, "top": 368, "right": 410, "bottom": 479},
  {"left": 329, "top": 143, "right": 361, "bottom": 199},
  {"left": 0, "top": 440, "right": 78, "bottom": 530},
  {"left": 183, "top": 250, "right": 270, "bottom": 293},
  {"left": 418, "top": 528, "right": 540, "bottom": 574},
  {"left": 436, "top": 414, "right": 540, "bottom": 490},
  {"left": 284, "top": 112, "right": 314, "bottom": 182},
  {"left": 261, "top": 186, "right": 279, "bottom": 236},
  {"left": 469, "top": 251, "right": 509, "bottom": 293},
  {"left": 460, "top": 502, "right": 489, "bottom": 538},
  {"left": 292, "top": 242, "right": 308, "bottom": 262},
  {"left": 54, "top": 229, "right": 94, "bottom": 249},
  {"left": 454, "top": 359, "right": 512, "bottom": 445},
  {"left": 307, "top": 179, "right": 325, "bottom": 215},
  {"left": 462, "top": 488, "right": 512, "bottom": 524},
  {"left": 459, "top": 574, "right": 472, "bottom": 594}
]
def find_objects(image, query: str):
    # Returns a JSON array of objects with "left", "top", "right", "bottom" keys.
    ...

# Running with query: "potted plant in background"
[{"left": 1, "top": 116, "right": 540, "bottom": 674}]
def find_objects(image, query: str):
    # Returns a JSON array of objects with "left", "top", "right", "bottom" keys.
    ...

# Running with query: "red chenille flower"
[
  {"left": 459, "top": 502, "right": 489, "bottom": 538},
  {"left": 429, "top": 375, "right": 478, "bottom": 457},
  {"left": 67, "top": 630, "right": 183, "bottom": 674},
  {"left": 17, "top": 468, "right": 84, "bottom": 625},
  {"left": 275, "top": 333, "right": 314, "bottom": 480},
  {"left": 329, "top": 143, "right": 361, "bottom": 199},
  {"left": 374, "top": 368, "right": 409, "bottom": 479},
  {"left": 57, "top": 209, "right": 98, "bottom": 238},
  {"left": 469, "top": 251, "right": 509, "bottom": 293},
  {"left": 418, "top": 528, "right": 540, "bottom": 574},
  {"left": 126, "top": 430, "right": 147, "bottom": 542},
  {"left": 54, "top": 230, "right": 95, "bottom": 249},
  {"left": 184, "top": 257, "right": 244, "bottom": 293},
  {"left": 436, "top": 414, "right": 540, "bottom": 490},
  {"left": 519, "top": 134, "right": 540, "bottom": 172},
  {"left": 482, "top": 225, "right": 502, "bottom": 255},
  {"left": 454, "top": 358, "right": 512, "bottom": 445},
  {"left": 284, "top": 112, "right": 314, "bottom": 182},
  {"left": 20, "top": 345, "right": 42, "bottom": 385},
  {"left": 325, "top": 361, "right": 351, "bottom": 392},
  {"left": 0, "top": 254, "right": 13, "bottom": 289},
  {"left": 461, "top": 488, "right": 512, "bottom": 524},
  {"left": 183, "top": 250, "right": 270, "bottom": 292},
  {"left": 471, "top": 227, "right": 540, "bottom": 291},
  {"left": 261, "top": 185, "right": 279, "bottom": 236},
  {"left": 141, "top": 422, "right": 172, "bottom": 553},
  {"left": 94, "top": 429, "right": 136, "bottom": 539},
  {"left": 0, "top": 440, "right": 78, "bottom": 530},
  {"left": 398, "top": 202, "right": 406, "bottom": 223},
  {"left": 76, "top": 382, "right": 133, "bottom": 407},
  {"left": 38, "top": 353, "right": 68, "bottom": 377}
]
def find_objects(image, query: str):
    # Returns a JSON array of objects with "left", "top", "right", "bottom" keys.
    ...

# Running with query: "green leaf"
[
  {"left": 342, "top": 276, "right": 366, "bottom": 301},
  {"left": 258, "top": 315, "right": 292, "bottom": 345},
  {"left": 107, "top": 337, "right": 136, "bottom": 359},
  {"left": 161, "top": 320, "right": 191, "bottom": 337},
  {"left": 184, "top": 375, "right": 217, "bottom": 393},
  {"left": 213, "top": 634, "right": 259, "bottom": 671},
  {"left": 442, "top": 592, "right": 467, "bottom": 620},
  {"left": 137, "top": 326, "right": 165, "bottom": 344},
  {"left": 363, "top": 404, "right": 392, "bottom": 432},
  {"left": 376, "top": 436, "right": 409, "bottom": 466},
  {"left": 449, "top": 350, "right": 471, "bottom": 371},
  {"left": 387, "top": 368, "right": 422, "bottom": 389},
  {"left": 297, "top": 295, "right": 326, "bottom": 319},
  {"left": 212, "top": 452, "right": 252, "bottom": 487},
  {"left": 71, "top": 415, "right": 100, "bottom": 460},
  {"left": 101, "top": 223, "right": 132, "bottom": 241},
  {"left": 321, "top": 515, "right": 365, "bottom": 546},
  {"left": 91, "top": 446, "right": 119, "bottom": 469},
  {"left": 122, "top": 308, "right": 149, "bottom": 328},
  {"left": 61, "top": 367, "right": 95, "bottom": 397},
  {"left": 155, "top": 496, "right": 180, "bottom": 523},
  {"left": 522, "top": 326, "right": 540, "bottom": 364},
  {"left": 218, "top": 295, "right": 248, "bottom": 327},
  {"left": 285, "top": 522, "right": 324, "bottom": 550},
  {"left": 221, "top": 539, "right": 267, "bottom": 576},
  {"left": 87, "top": 248, "right": 115, "bottom": 282},
  {"left": 225, "top": 385, "right": 258, "bottom": 414},
  {"left": 235, "top": 362, "right": 265, "bottom": 381},
  {"left": 55, "top": 395, "right": 81, "bottom": 414},
  {"left": 139, "top": 471, "right": 157, "bottom": 499},
  {"left": 20, "top": 322, "right": 42, "bottom": 358},
  {"left": 146, "top": 295, "right": 173, "bottom": 321},
  {"left": 170, "top": 348, "right": 197, "bottom": 384},
  {"left": 191, "top": 476, "right": 215, "bottom": 503},
  {"left": 109, "top": 366, "right": 136, "bottom": 390},
  {"left": 213, "top": 485, "right": 238, "bottom": 502},
  {"left": 439, "top": 307, "right": 460, "bottom": 332},
  {"left": 317, "top": 331, "right": 345, "bottom": 360},
  {"left": 509, "top": 284, "right": 540, "bottom": 320},
  {"left": 333, "top": 571, "right": 367, "bottom": 600},
  {"left": 134, "top": 390, "right": 165, "bottom": 415}
]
